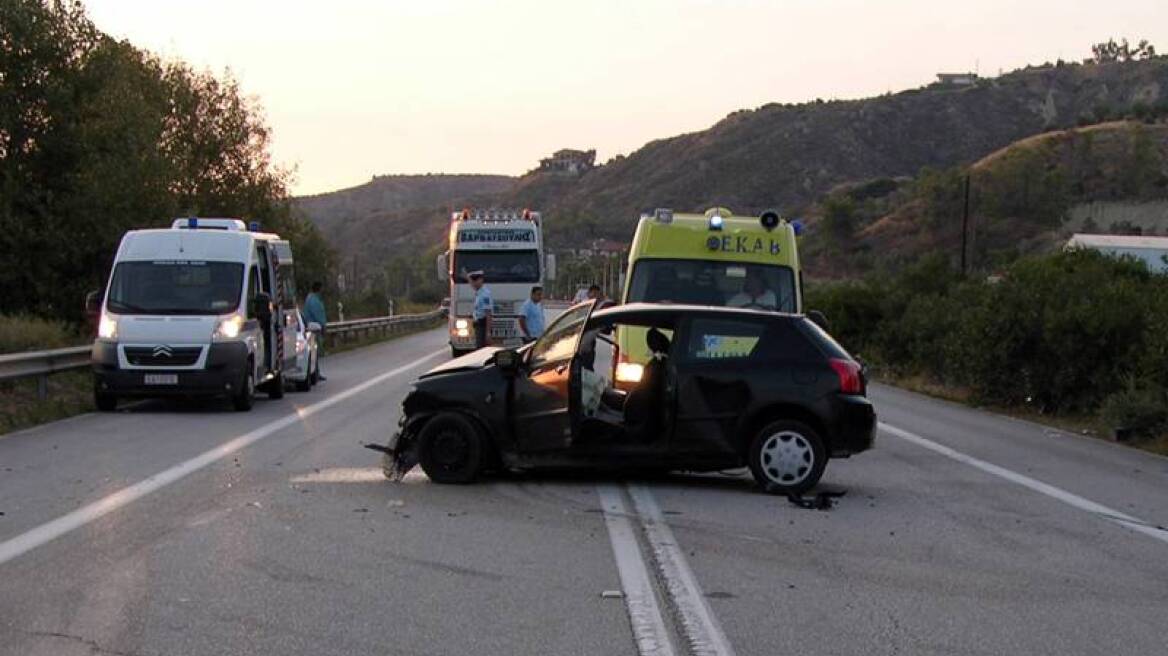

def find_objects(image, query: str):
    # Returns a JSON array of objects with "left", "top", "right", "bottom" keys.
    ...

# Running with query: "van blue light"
[{"left": 791, "top": 219, "right": 804, "bottom": 236}]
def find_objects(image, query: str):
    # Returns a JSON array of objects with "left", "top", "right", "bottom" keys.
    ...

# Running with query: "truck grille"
[
  {"left": 494, "top": 301, "right": 518, "bottom": 316},
  {"left": 124, "top": 346, "right": 203, "bottom": 367}
]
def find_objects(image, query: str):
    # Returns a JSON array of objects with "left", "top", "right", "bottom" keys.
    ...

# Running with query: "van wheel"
[
  {"left": 748, "top": 420, "right": 827, "bottom": 495},
  {"left": 267, "top": 373, "right": 285, "bottom": 399},
  {"left": 94, "top": 388, "right": 117, "bottom": 412},
  {"left": 417, "top": 413, "right": 484, "bottom": 484},
  {"left": 233, "top": 367, "right": 255, "bottom": 412}
]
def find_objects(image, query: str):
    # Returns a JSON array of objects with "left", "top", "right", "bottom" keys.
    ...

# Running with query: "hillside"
[
  {"left": 294, "top": 174, "right": 514, "bottom": 234},
  {"left": 509, "top": 58, "right": 1168, "bottom": 246},
  {"left": 805, "top": 120, "right": 1168, "bottom": 278},
  {"left": 296, "top": 57, "right": 1168, "bottom": 288}
]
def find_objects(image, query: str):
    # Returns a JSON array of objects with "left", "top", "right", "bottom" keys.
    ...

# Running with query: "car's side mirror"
[
  {"left": 253, "top": 292, "right": 272, "bottom": 321},
  {"left": 807, "top": 309, "right": 830, "bottom": 332},
  {"left": 84, "top": 290, "right": 103, "bottom": 316},
  {"left": 494, "top": 348, "right": 521, "bottom": 375},
  {"left": 307, "top": 321, "right": 322, "bottom": 333}
]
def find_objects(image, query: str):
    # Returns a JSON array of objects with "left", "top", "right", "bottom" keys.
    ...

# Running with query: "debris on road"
[
  {"left": 787, "top": 490, "right": 846, "bottom": 511},
  {"left": 387, "top": 499, "right": 406, "bottom": 508},
  {"left": 600, "top": 590, "right": 624, "bottom": 599}
]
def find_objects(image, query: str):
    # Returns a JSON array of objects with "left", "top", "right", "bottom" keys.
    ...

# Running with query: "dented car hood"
[{"left": 419, "top": 347, "right": 503, "bottom": 379}]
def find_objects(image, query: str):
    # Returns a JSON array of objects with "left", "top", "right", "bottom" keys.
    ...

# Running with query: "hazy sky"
[{"left": 85, "top": 0, "right": 1166, "bottom": 195}]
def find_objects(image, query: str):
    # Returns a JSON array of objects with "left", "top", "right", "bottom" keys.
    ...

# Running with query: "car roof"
[{"left": 590, "top": 302, "right": 803, "bottom": 323}]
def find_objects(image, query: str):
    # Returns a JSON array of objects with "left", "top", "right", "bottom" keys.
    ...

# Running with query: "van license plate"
[{"left": 144, "top": 374, "right": 178, "bottom": 385}]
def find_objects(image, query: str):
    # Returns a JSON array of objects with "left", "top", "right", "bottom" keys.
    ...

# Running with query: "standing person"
[
  {"left": 468, "top": 270, "right": 492, "bottom": 350},
  {"left": 303, "top": 282, "right": 328, "bottom": 381},
  {"left": 587, "top": 284, "right": 603, "bottom": 302},
  {"left": 518, "top": 285, "right": 546, "bottom": 343}
]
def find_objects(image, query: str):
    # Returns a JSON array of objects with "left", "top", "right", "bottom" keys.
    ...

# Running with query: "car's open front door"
[{"left": 512, "top": 301, "right": 595, "bottom": 452}]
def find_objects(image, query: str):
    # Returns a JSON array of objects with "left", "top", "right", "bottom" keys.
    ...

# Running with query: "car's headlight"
[
  {"left": 615, "top": 362, "right": 644, "bottom": 384},
  {"left": 214, "top": 314, "right": 244, "bottom": 340},
  {"left": 98, "top": 314, "right": 118, "bottom": 340}
]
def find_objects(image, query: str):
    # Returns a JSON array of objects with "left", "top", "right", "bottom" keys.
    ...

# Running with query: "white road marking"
[
  {"left": 628, "top": 484, "right": 737, "bottom": 656},
  {"left": 881, "top": 422, "right": 1168, "bottom": 545},
  {"left": 597, "top": 485, "right": 677, "bottom": 656},
  {"left": 0, "top": 348, "right": 446, "bottom": 566}
]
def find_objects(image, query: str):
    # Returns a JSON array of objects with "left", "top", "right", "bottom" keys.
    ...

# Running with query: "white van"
[{"left": 88, "top": 218, "right": 298, "bottom": 411}]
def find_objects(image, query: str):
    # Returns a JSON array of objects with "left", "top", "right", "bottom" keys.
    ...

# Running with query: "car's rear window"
[{"left": 796, "top": 318, "right": 852, "bottom": 359}]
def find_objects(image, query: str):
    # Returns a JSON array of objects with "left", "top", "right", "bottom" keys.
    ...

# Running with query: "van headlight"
[
  {"left": 214, "top": 314, "right": 245, "bottom": 340},
  {"left": 98, "top": 314, "right": 118, "bottom": 340}
]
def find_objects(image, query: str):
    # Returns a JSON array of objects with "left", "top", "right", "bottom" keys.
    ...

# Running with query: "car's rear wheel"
[
  {"left": 417, "top": 413, "right": 484, "bottom": 484},
  {"left": 295, "top": 373, "right": 311, "bottom": 392},
  {"left": 748, "top": 420, "right": 826, "bottom": 495}
]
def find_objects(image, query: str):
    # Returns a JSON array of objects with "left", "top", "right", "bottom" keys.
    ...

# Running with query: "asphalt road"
[{"left": 1, "top": 326, "right": 1166, "bottom": 655}]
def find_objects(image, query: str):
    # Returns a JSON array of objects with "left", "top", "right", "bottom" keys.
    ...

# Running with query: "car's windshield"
[
  {"left": 106, "top": 260, "right": 244, "bottom": 315},
  {"left": 626, "top": 259, "right": 797, "bottom": 312},
  {"left": 451, "top": 250, "right": 540, "bottom": 283}
]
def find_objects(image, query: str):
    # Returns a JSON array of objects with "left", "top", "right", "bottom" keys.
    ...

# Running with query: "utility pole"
[{"left": 961, "top": 174, "right": 971, "bottom": 276}]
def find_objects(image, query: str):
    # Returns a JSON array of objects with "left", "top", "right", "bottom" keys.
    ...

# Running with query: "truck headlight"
[
  {"left": 214, "top": 314, "right": 244, "bottom": 340},
  {"left": 98, "top": 314, "right": 118, "bottom": 340},
  {"left": 454, "top": 318, "right": 470, "bottom": 338}
]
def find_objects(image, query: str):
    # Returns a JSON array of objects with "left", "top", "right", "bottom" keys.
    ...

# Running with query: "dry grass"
[
  {"left": 0, "top": 371, "right": 93, "bottom": 436},
  {"left": 884, "top": 373, "right": 1168, "bottom": 457}
]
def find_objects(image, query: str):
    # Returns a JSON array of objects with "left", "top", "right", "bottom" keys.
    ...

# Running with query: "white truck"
[
  {"left": 439, "top": 208, "right": 554, "bottom": 357},
  {"left": 87, "top": 218, "right": 300, "bottom": 411}
]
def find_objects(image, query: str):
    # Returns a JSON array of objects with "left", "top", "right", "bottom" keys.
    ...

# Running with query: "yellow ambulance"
[{"left": 614, "top": 207, "right": 804, "bottom": 385}]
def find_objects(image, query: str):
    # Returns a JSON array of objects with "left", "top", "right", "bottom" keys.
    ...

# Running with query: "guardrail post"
[{"left": 37, "top": 374, "right": 48, "bottom": 400}]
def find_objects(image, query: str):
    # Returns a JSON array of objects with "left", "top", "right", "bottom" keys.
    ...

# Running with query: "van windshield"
[
  {"left": 626, "top": 259, "right": 797, "bottom": 312},
  {"left": 107, "top": 261, "right": 244, "bottom": 315}
]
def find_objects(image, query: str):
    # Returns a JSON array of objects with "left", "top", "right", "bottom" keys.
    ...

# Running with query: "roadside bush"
[
  {"left": 1100, "top": 386, "right": 1168, "bottom": 437},
  {"left": 0, "top": 315, "right": 80, "bottom": 354}
]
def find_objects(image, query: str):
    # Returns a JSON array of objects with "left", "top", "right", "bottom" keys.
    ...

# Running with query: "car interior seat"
[{"left": 623, "top": 327, "right": 671, "bottom": 441}]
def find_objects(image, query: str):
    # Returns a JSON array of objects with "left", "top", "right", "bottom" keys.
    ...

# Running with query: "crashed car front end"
[{"left": 369, "top": 388, "right": 434, "bottom": 481}]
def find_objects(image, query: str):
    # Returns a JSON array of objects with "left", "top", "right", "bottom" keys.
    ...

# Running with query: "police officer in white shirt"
[{"left": 468, "top": 271, "right": 493, "bottom": 349}]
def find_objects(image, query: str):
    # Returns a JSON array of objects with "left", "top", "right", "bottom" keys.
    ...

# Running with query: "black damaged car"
[{"left": 371, "top": 302, "right": 875, "bottom": 494}]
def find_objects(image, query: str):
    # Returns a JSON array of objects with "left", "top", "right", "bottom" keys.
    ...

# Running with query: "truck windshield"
[
  {"left": 626, "top": 259, "right": 797, "bottom": 312},
  {"left": 107, "top": 261, "right": 244, "bottom": 315},
  {"left": 452, "top": 250, "right": 540, "bottom": 283}
]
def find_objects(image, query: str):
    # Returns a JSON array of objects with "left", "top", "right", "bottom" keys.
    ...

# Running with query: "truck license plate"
[{"left": 144, "top": 374, "right": 178, "bottom": 385}]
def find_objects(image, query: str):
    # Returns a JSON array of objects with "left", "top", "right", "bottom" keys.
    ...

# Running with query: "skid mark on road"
[
  {"left": 598, "top": 485, "right": 677, "bottom": 656},
  {"left": 0, "top": 348, "right": 445, "bottom": 567},
  {"left": 628, "top": 484, "right": 738, "bottom": 656},
  {"left": 882, "top": 422, "right": 1168, "bottom": 546}
]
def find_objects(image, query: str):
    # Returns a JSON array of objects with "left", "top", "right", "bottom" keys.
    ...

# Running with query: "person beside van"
[
  {"left": 518, "top": 285, "right": 545, "bottom": 343},
  {"left": 304, "top": 282, "right": 328, "bottom": 381},
  {"left": 469, "top": 270, "right": 492, "bottom": 350}
]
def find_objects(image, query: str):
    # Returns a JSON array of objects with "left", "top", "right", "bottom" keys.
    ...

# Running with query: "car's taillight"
[{"left": 829, "top": 358, "right": 863, "bottom": 394}]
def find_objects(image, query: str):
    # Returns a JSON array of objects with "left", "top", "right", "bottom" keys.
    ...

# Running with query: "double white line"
[{"left": 599, "top": 483, "right": 737, "bottom": 656}]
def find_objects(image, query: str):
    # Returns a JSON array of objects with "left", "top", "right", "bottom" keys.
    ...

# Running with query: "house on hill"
[
  {"left": 539, "top": 149, "right": 596, "bottom": 175},
  {"left": 1066, "top": 233, "right": 1168, "bottom": 272},
  {"left": 936, "top": 72, "right": 978, "bottom": 87}
]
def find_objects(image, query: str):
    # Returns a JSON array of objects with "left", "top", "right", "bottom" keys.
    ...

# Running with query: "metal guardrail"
[
  {"left": 0, "top": 345, "right": 92, "bottom": 399},
  {"left": 325, "top": 309, "right": 446, "bottom": 346},
  {"left": 0, "top": 309, "right": 447, "bottom": 399}
]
